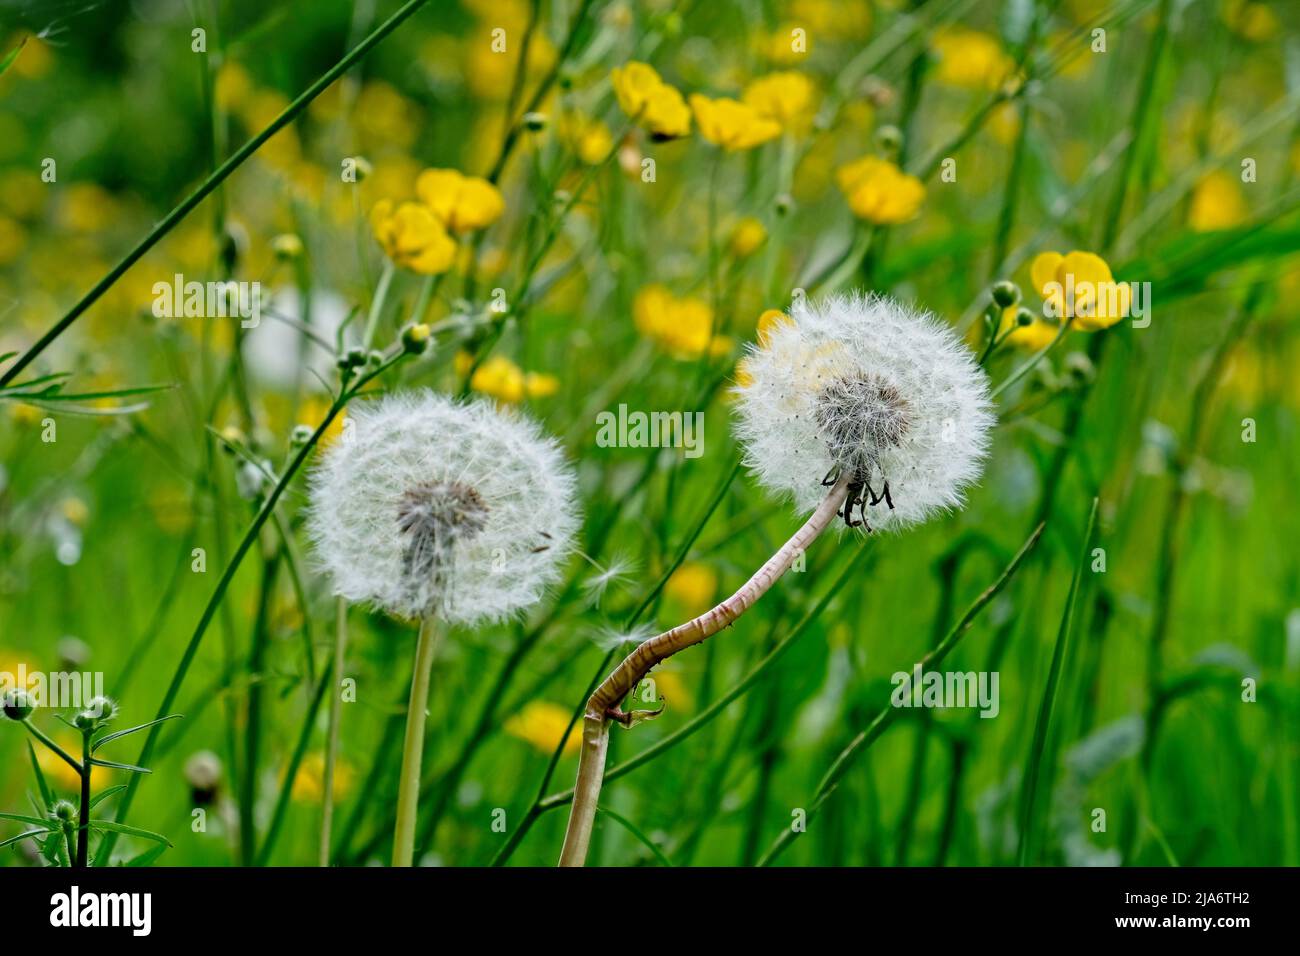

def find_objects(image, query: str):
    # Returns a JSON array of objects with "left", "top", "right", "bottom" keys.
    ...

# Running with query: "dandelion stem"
[
  {"left": 393, "top": 614, "right": 442, "bottom": 867},
  {"left": 558, "top": 475, "right": 851, "bottom": 866},
  {"left": 320, "top": 598, "right": 349, "bottom": 867}
]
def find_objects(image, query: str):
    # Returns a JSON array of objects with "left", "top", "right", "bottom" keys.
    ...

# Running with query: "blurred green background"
[{"left": 1, "top": 0, "right": 1297, "bottom": 866}]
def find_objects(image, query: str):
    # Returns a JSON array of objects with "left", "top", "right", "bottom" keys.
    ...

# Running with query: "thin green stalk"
[
  {"left": 393, "top": 614, "right": 442, "bottom": 867},
  {"left": 320, "top": 598, "right": 348, "bottom": 866},
  {"left": 758, "top": 520, "right": 1046, "bottom": 866},
  {"left": 255, "top": 656, "right": 335, "bottom": 866},
  {"left": 991, "top": 318, "right": 1073, "bottom": 399},
  {"left": 239, "top": 552, "right": 281, "bottom": 865},
  {"left": 77, "top": 731, "right": 91, "bottom": 868},
  {"left": 96, "top": 353, "right": 410, "bottom": 866},
  {"left": 1017, "top": 497, "right": 1097, "bottom": 866},
  {"left": 490, "top": 461, "right": 742, "bottom": 866},
  {"left": 0, "top": 0, "right": 432, "bottom": 389}
]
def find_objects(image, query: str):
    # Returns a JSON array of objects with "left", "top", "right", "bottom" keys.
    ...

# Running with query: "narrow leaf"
[{"left": 91, "top": 714, "right": 182, "bottom": 754}]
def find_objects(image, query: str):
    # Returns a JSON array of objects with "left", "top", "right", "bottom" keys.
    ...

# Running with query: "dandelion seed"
[
  {"left": 732, "top": 292, "right": 994, "bottom": 531},
  {"left": 307, "top": 390, "right": 578, "bottom": 867},
  {"left": 307, "top": 390, "right": 579, "bottom": 625}
]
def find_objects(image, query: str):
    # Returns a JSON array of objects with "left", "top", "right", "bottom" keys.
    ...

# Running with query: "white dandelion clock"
[
  {"left": 307, "top": 389, "right": 578, "bottom": 867},
  {"left": 308, "top": 390, "right": 579, "bottom": 625},
  {"left": 559, "top": 291, "right": 995, "bottom": 867},
  {"left": 733, "top": 292, "right": 994, "bottom": 532}
]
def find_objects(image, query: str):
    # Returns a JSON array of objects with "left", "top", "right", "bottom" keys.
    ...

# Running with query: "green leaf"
[
  {"left": 1017, "top": 497, "right": 1098, "bottom": 867},
  {"left": 27, "top": 740, "right": 53, "bottom": 811},
  {"left": 88, "top": 785, "right": 128, "bottom": 810},
  {"left": 0, "top": 828, "right": 50, "bottom": 850},
  {"left": 4, "top": 383, "right": 175, "bottom": 402},
  {"left": 596, "top": 806, "right": 674, "bottom": 866},
  {"left": 88, "top": 757, "right": 152, "bottom": 775},
  {"left": 0, "top": 37, "right": 25, "bottom": 78},
  {"left": 124, "top": 842, "right": 170, "bottom": 867},
  {"left": 88, "top": 820, "right": 172, "bottom": 847},
  {"left": 91, "top": 715, "right": 182, "bottom": 754},
  {"left": 0, "top": 810, "right": 53, "bottom": 827}
]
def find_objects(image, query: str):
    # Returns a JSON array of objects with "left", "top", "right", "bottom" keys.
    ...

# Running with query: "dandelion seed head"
[
  {"left": 732, "top": 292, "right": 994, "bottom": 531},
  {"left": 307, "top": 390, "right": 579, "bottom": 624}
]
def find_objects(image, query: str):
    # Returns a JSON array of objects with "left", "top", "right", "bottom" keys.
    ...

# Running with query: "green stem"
[
  {"left": 991, "top": 317, "right": 1073, "bottom": 399},
  {"left": 77, "top": 731, "right": 91, "bottom": 868},
  {"left": 96, "top": 354, "right": 409, "bottom": 866},
  {"left": 321, "top": 599, "right": 348, "bottom": 866},
  {"left": 22, "top": 720, "right": 81, "bottom": 774},
  {"left": 1017, "top": 498, "right": 1097, "bottom": 866},
  {"left": 361, "top": 260, "right": 396, "bottom": 350},
  {"left": 0, "top": 0, "right": 433, "bottom": 389},
  {"left": 393, "top": 615, "right": 441, "bottom": 867}
]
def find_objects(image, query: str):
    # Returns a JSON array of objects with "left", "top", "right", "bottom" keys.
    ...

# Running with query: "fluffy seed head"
[
  {"left": 307, "top": 390, "right": 580, "bottom": 624},
  {"left": 732, "top": 292, "right": 994, "bottom": 531}
]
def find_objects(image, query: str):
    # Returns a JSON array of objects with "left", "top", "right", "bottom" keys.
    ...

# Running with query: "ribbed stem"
[
  {"left": 558, "top": 475, "right": 850, "bottom": 866},
  {"left": 392, "top": 614, "right": 441, "bottom": 867}
]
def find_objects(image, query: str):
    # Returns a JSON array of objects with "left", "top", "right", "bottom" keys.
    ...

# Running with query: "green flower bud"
[
  {"left": 401, "top": 323, "right": 432, "bottom": 355},
  {"left": 74, "top": 695, "right": 118, "bottom": 730},
  {"left": 874, "top": 124, "right": 902, "bottom": 153},
  {"left": 2, "top": 689, "right": 34, "bottom": 721},
  {"left": 991, "top": 280, "right": 1020, "bottom": 309},
  {"left": 1015, "top": 307, "right": 1036, "bottom": 327},
  {"left": 52, "top": 800, "right": 76, "bottom": 824},
  {"left": 522, "top": 111, "right": 547, "bottom": 132}
]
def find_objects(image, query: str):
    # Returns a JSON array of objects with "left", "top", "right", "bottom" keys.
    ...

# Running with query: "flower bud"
[
  {"left": 991, "top": 280, "right": 1020, "bottom": 308},
  {"left": 401, "top": 323, "right": 432, "bottom": 355},
  {"left": 1015, "top": 307, "right": 1036, "bottom": 327},
  {"left": 272, "top": 233, "right": 304, "bottom": 261},
  {"left": 522, "top": 111, "right": 547, "bottom": 132},
  {"left": 290, "top": 424, "right": 314, "bottom": 446},
  {"left": 2, "top": 689, "right": 34, "bottom": 721},
  {"left": 74, "top": 695, "right": 118, "bottom": 729},
  {"left": 53, "top": 800, "right": 76, "bottom": 824},
  {"left": 874, "top": 124, "right": 902, "bottom": 154}
]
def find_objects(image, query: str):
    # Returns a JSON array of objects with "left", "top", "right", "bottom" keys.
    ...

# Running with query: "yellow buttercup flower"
[
  {"left": 931, "top": 26, "right": 1016, "bottom": 91},
  {"left": 1224, "top": 0, "right": 1280, "bottom": 41},
  {"left": 415, "top": 168, "right": 504, "bottom": 234},
  {"left": 610, "top": 62, "right": 691, "bottom": 139},
  {"left": 997, "top": 307, "right": 1060, "bottom": 350},
  {"left": 1030, "top": 250, "right": 1130, "bottom": 331},
  {"left": 1188, "top": 170, "right": 1248, "bottom": 231},
  {"left": 729, "top": 217, "right": 768, "bottom": 257},
  {"left": 370, "top": 199, "right": 456, "bottom": 274},
  {"left": 689, "top": 94, "right": 781, "bottom": 150},
  {"left": 291, "top": 752, "right": 354, "bottom": 802},
  {"left": 756, "top": 308, "right": 791, "bottom": 344},
  {"left": 559, "top": 114, "right": 614, "bottom": 165},
  {"left": 505, "top": 701, "right": 582, "bottom": 756},
  {"left": 633, "top": 284, "right": 732, "bottom": 359},
  {"left": 741, "top": 71, "right": 816, "bottom": 132},
  {"left": 454, "top": 352, "right": 557, "bottom": 403},
  {"left": 836, "top": 156, "right": 925, "bottom": 224},
  {"left": 665, "top": 562, "right": 718, "bottom": 616}
]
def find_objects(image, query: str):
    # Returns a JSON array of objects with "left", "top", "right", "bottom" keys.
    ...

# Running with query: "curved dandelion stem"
[
  {"left": 393, "top": 614, "right": 443, "bottom": 867},
  {"left": 557, "top": 474, "right": 851, "bottom": 867}
]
